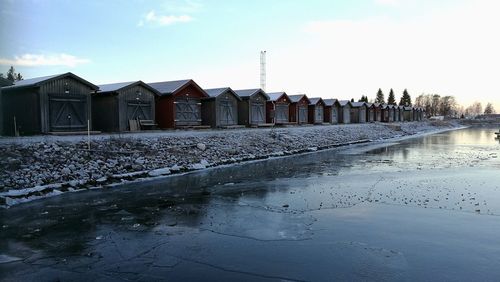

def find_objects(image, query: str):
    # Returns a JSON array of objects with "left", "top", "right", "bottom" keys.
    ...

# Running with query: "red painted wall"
[{"left": 155, "top": 83, "right": 207, "bottom": 129}]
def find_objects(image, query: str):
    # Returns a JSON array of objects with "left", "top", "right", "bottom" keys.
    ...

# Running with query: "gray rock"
[{"left": 197, "top": 143, "right": 207, "bottom": 151}]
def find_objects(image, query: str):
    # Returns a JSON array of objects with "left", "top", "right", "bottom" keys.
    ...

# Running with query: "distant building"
[
  {"left": 266, "top": 92, "right": 291, "bottom": 124},
  {"left": 308, "top": 97, "right": 325, "bottom": 124},
  {"left": 234, "top": 88, "right": 269, "bottom": 126},
  {"left": 338, "top": 100, "right": 352, "bottom": 124},
  {"left": 289, "top": 94, "right": 310, "bottom": 124},
  {"left": 202, "top": 87, "right": 241, "bottom": 128},
  {"left": 324, "top": 99, "right": 341, "bottom": 124}
]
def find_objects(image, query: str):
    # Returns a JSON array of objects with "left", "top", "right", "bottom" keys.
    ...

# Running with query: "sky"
[{"left": 0, "top": 0, "right": 499, "bottom": 111}]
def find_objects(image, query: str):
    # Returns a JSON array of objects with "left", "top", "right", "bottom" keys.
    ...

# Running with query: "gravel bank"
[{"left": 0, "top": 121, "right": 459, "bottom": 207}]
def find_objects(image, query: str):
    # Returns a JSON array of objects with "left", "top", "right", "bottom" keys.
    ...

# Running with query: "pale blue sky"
[{"left": 1, "top": 0, "right": 498, "bottom": 110}]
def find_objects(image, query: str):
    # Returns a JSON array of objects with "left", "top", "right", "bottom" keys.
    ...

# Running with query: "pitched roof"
[
  {"left": 338, "top": 100, "right": 352, "bottom": 107},
  {"left": 323, "top": 98, "right": 339, "bottom": 106},
  {"left": 147, "top": 79, "right": 208, "bottom": 97},
  {"left": 308, "top": 97, "right": 324, "bottom": 105},
  {"left": 96, "top": 80, "right": 161, "bottom": 96},
  {"left": 234, "top": 88, "right": 269, "bottom": 99},
  {"left": 204, "top": 87, "right": 241, "bottom": 100},
  {"left": 267, "top": 91, "right": 288, "bottom": 102},
  {"left": 351, "top": 102, "right": 367, "bottom": 107},
  {"left": 288, "top": 94, "right": 308, "bottom": 103},
  {"left": 2, "top": 72, "right": 98, "bottom": 90},
  {"left": 98, "top": 81, "right": 137, "bottom": 92}
]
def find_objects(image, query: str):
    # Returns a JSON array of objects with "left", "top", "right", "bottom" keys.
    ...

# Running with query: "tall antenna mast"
[{"left": 260, "top": 50, "right": 266, "bottom": 91}]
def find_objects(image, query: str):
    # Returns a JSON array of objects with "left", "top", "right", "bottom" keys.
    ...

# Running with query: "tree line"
[
  {"left": 414, "top": 94, "right": 496, "bottom": 117},
  {"left": 358, "top": 88, "right": 412, "bottom": 106},
  {"left": 0, "top": 66, "right": 23, "bottom": 82},
  {"left": 356, "top": 90, "right": 496, "bottom": 117}
]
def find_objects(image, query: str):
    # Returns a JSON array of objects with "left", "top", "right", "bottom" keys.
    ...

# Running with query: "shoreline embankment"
[{"left": 0, "top": 121, "right": 462, "bottom": 208}]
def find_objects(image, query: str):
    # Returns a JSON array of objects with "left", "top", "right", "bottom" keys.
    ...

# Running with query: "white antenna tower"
[{"left": 260, "top": 50, "right": 266, "bottom": 91}]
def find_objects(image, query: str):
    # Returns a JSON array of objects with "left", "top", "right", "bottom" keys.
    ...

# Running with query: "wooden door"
[
  {"left": 331, "top": 107, "right": 338, "bottom": 123},
  {"left": 275, "top": 104, "right": 288, "bottom": 123},
  {"left": 48, "top": 93, "right": 87, "bottom": 131},
  {"left": 219, "top": 100, "right": 235, "bottom": 126},
  {"left": 127, "top": 101, "right": 152, "bottom": 120},
  {"left": 343, "top": 107, "right": 351, "bottom": 123},
  {"left": 359, "top": 108, "right": 366, "bottom": 123},
  {"left": 315, "top": 105, "right": 323, "bottom": 123},
  {"left": 251, "top": 101, "right": 265, "bottom": 124},
  {"left": 175, "top": 98, "right": 201, "bottom": 126},
  {"left": 298, "top": 106, "right": 308, "bottom": 123}
]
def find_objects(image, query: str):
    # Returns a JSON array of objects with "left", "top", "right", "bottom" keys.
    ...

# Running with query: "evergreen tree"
[
  {"left": 358, "top": 95, "right": 368, "bottom": 103},
  {"left": 375, "top": 88, "right": 385, "bottom": 104},
  {"left": 399, "top": 89, "right": 412, "bottom": 106},
  {"left": 6, "top": 66, "right": 15, "bottom": 82},
  {"left": 388, "top": 89, "right": 396, "bottom": 105},
  {"left": 3, "top": 66, "right": 23, "bottom": 82},
  {"left": 350, "top": 98, "right": 355, "bottom": 102}
]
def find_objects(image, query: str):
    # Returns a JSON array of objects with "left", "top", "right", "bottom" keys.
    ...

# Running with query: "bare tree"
[{"left": 484, "top": 103, "right": 496, "bottom": 114}]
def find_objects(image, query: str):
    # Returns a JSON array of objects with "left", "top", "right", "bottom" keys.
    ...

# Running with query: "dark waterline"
[{"left": 1, "top": 127, "right": 499, "bottom": 281}]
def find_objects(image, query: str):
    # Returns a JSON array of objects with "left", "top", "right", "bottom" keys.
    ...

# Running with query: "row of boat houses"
[{"left": 0, "top": 73, "right": 425, "bottom": 135}]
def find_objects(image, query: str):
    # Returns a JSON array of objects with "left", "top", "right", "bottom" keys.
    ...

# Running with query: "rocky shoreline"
[{"left": 0, "top": 121, "right": 460, "bottom": 207}]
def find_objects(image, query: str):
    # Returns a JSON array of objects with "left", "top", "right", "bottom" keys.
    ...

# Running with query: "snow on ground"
[{"left": 0, "top": 121, "right": 458, "bottom": 207}]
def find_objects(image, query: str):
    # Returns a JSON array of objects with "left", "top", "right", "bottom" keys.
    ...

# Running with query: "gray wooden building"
[
  {"left": 403, "top": 106, "right": 413, "bottom": 121},
  {"left": 1, "top": 72, "right": 97, "bottom": 135},
  {"left": 266, "top": 92, "right": 291, "bottom": 124},
  {"left": 339, "top": 100, "right": 352, "bottom": 124},
  {"left": 308, "top": 98, "right": 325, "bottom": 124},
  {"left": 365, "top": 103, "right": 375, "bottom": 122},
  {"left": 92, "top": 81, "right": 158, "bottom": 132},
  {"left": 289, "top": 94, "right": 310, "bottom": 124},
  {"left": 202, "top": 87, "right": 241, "bottom": 128},
  {"left": 350, "top": 102, "right": 367, "bottom": 123},
  {"left": 234, "top": 89, "right": 269, "bottom": 126},
  {"left": 398, "top": 106, "right": 405, "bottom": 121},
  {"left": 394, "top": 105, "right": 400, "bottom": 122},
  {"left": 0, "top": 77, "right": 14, "bottom": 135},
  {"left": 323, "top": 99, "right": 341, "bottom": 124}
]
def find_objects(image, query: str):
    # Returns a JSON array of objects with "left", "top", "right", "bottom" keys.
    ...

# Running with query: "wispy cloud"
[
  {"left": 138, "top": 10, "right": 192, "bottom": 27},
  {"left": 138, "top": 0, "right": 201, "bottom": 27},
  {"left": 0, "top": 53, "right": 90, "bottom": 67}
]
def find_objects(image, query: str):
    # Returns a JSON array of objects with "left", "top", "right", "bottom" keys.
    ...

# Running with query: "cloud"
[
  {"left": 0, "top": 53, "right": 90, "bottom": 67},
  {"left": 139, "top": 10, "right": 192, "bottom": 27},
  {"left": 138, "top": 1, "right": 201, "bottom": 27}
]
